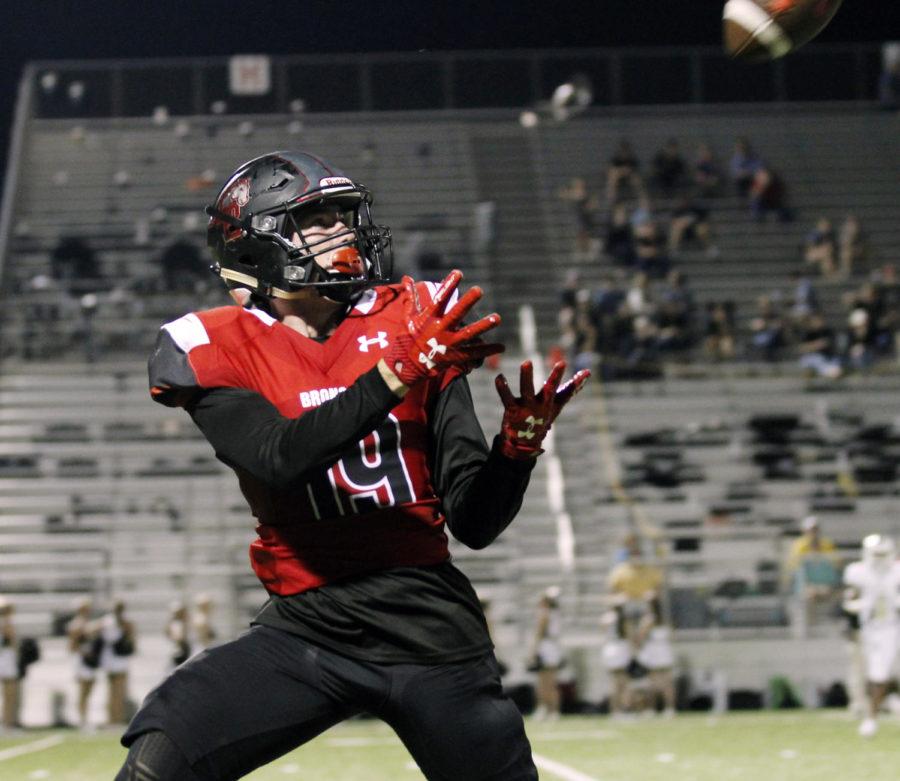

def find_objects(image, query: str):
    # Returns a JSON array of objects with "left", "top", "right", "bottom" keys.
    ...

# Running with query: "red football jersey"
[{"left": 151, "top": 283, "right": 465, "bottom": 595}]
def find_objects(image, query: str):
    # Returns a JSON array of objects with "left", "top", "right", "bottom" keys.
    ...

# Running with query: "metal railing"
[{"left": 25, "top": 43, "right": 885, "bottom": 119}]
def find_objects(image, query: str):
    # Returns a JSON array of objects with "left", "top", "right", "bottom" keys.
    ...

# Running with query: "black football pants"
[{"left": 119, "top": 624, "right": 537, "bottom": 781}]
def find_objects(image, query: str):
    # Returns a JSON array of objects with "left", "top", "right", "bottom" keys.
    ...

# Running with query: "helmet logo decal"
[
  {"left": 228, "top": 178, "right": 251, "bottom": 209},
  {"left": 319, "top": 177, "right": 353, "bottom": 187},
  {"left": 218, "top": 177, "right": 252, "bottom": 241}
]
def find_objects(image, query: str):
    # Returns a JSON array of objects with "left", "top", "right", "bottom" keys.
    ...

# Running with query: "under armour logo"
[
  {"left": 418, "top": 337, "right": 447, "bottom": 370},
  {"left": 517, "top": 415, "right": 545, "bottom": 440},
  {"left": 358, "top": 331, "right": 389, "bottom": 352}
]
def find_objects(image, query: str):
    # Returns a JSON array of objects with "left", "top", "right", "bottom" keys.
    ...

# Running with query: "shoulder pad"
[{"left": 148, "top": 310, "right": 246, "bottom": 407}]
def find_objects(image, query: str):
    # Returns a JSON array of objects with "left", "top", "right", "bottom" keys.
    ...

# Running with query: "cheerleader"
[
  {"left": 635, "top": 595, "right": 676, "bottom": 716},
  {"left": 0, "top": 598, "right": 19, "bottom": 730}
]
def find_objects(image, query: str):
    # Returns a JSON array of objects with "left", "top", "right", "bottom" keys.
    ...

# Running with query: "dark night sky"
[{"left": 0, "top": 1, "right": 896, "bottom": 188}]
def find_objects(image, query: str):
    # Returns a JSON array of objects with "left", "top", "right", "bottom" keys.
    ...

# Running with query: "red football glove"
[
  {"left": 384, "top": 270, "right": 504, "bottom": 388},
  {"left": 495, "top": 360, "right": 591, "bottom": 460}
]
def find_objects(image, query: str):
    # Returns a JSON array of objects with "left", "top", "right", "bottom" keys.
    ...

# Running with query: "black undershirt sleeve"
[
  {"left": 186, "top": 365, "right": 400, "bottom": 489},
  {"left": 430, "top": 375, "right": 536, "bottom": 550}
]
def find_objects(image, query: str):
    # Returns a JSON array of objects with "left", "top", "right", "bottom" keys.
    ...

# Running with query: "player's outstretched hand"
[
  {"left": 384, "top": 270, "right": 504, "bottom": 388},
  {"left": 495, "top": 360, "right": 590, "bottom": 460}
]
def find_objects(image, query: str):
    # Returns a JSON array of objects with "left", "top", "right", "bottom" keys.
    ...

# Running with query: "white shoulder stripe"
[
  {"left": 723, "top": 0, "right": 792, "bottom": 58},
  {"left": 161, "top": 313, "right": 210, "bottom": 353},
  {"left": 246, "top": 306, "right": 277, "bottom": 327},
  {"left": 353, "top": 288, "right": 378, "bottom": 315}
]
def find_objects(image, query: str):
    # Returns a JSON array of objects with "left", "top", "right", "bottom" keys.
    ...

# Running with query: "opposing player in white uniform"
[{"left": 843, "top": 534, "right": 900, "bottom": 737}]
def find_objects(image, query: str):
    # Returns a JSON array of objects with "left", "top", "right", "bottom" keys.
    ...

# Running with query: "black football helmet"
[{"left": 206, "top": 151, "right": 392, "bottom": 301}]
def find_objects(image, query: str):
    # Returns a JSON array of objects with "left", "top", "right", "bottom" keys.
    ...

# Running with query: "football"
[{"left": 722, "top": 0, "right": 844, "bottom": 61}]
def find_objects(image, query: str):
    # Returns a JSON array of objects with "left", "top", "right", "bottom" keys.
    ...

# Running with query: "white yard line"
[
  {"left": 533, "top": 753, "right": 601, "bottom": 781},
  {"left": 0, "top": 735, "right": 65, "bottom": 762},
  {"left": 324, "top": 732, "right": 602, "bottom": 781}
]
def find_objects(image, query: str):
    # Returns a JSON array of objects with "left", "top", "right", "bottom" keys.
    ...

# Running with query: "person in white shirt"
[{"left": 843, "top": 534, "right": 900, "bottom": 737}]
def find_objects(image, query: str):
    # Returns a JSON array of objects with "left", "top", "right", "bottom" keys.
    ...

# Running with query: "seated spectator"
[
  {"left": 847, "top": 281, "right": 895, "bottom": 354},
  {"left": 692, "top": 143, "right": 722, "bottom": 198},
  {"left": 667, "top": 197, "right": 718, "bottom": 257},
  {"left": 703, "top": 301, "right": 736, "bottom": 361},
  {"left": 624, "top": 272, "right": 654, "bottom": 318},
  {"left": 650, "top": 138, "right": 686, "bottom": 198},
  {"left": 784, "top": 515, "right": 841, "bottom": 627},
  {"left": 788, "top": 270, "right": 819, "bottom": 322},
  {"left": 655, "top": 270, "right": 694, "bottom": 352},
  {"left": 845, "top": 307, "right": 879, "bottom": 372},
  {"left": 606, "top": 140, "right": 643, "bottom": 204},
  {"left": 159, "top": 238, "right": 208, "bottom": 293},
  {"left": 749, "top": 165, "right": 792, "bottom": 222},
  {"left": 877, "top": 58, "right": 900, "bottom": 111},
  {"left": 749, "top": 295, "right": 785, "bottom": 362},
  {"left": 802, "top": 218, "right": 837, "bottom": 278},
  {"left": 797, "top": 313, "right": 843, "bottom": 379},
  {"left": 838, "top": 215, "right": 867, "bottom": 278},
  {"left": 570, "top": 288, "right": 599, "bottom": 375},
  {"left": 558, "top": 177, "right": 601, "bottom": 258},
  {"left": 50, "top": 236, "right": 101, "bottom": 288},
  {"left": 603, "top": 204, "right": 636, "bottom": 267},
  {"left": 632, "top": 219, "right": 669, "bottom": 278},
  {"left": 729, "top": 137, "right": 761, "bottom": 198}
]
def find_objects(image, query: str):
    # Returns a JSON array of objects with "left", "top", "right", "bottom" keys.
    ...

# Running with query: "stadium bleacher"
[{"left": 1, "top": 58, "right": 899, "bottom": 720}]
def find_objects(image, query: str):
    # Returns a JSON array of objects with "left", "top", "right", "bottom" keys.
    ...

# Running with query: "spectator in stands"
[
  {"left": 159, "top": 238, "right": 208, "bottom": 293},
  {"left": 558, "top": 177, "right": 601, "bottom": 259},
  {"left": 749, "top": 164, "right": 792, "bottom": 223},
  {"left": 692, "top": 143, "right": 722, "bottom": 198},
  {"left": 667, "top": 196, "right": 718, "bottom": 258},
  {"left": 609, "top": 533, "right": 664, "bottom": 602},
  {"left": 789, "top": 270, "right": 819, "bottom": 322},
  {"left": 703, "top": 301, "right": 736, "bottom": 361},
  {"left": 50, "top": 235, "right": 101, "bottom": 288},
  {"left": 632, "top": 218, "right": 670, "bottom": 278},
  {"left": 569, "top": 288, "right": 599, "bottom": 376},
  {"left": 785, "top": 515, "right": 841, "bottom": 626},
  {"left": 877, "top": 58, "right": 900, "bottom": 111},
  {"left": 749, "top": 295, "right": 786, "bottom": 362},
  {"left": 100, "top": 599, "right": 136, "bottom": 726},
  {"left": 530, "top": 587, "right": 564, "bottom": 721},
  {"left": 797, "top": 313, "right": 843, "bottom": 379},
  {"left": 635, "top": 595, "right": 676, "bottom": 717},
  {"left": 606, "top": 140, "right": 643, "bottom": 204},
  {"left": 0, "top": 598, "right": 19, "bottom": 730},
  {"left": 802, "top": 217, "right": 837, "bottom": 278},
  {"left": 729, "top": 137, "right": 761, "bottom": 198},
  {"left": 192, "top": 594, "right": 217, "bottom": 652},
  {"left": 600, "top": 601, "right": 633, "bottom": 718},
  {"left": 166, "top": 601, "right": 193, "bottom": 669},
  {"left": 845, "top": 307, "right": 879, "bottom": 373},
  {"left": 603, "top": 203, "right": 636, "bottom": 267},
  {"left": 838, "top": 215, "right": 867, "bottom": 278},
  {"left": 655, "top": 270, "right": 695, "bottom": 353},
  {"left": 67, "top": 598, "right": 100, "bottom": 730},
  {"left": 650, "top": 138, "right": 686, "bottom": 198}
]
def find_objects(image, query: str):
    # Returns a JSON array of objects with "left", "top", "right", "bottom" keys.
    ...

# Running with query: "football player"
[
  {"left": 843, "top": 534, "right": 900, "bottom": 737},
  {"left": 115, "top": 151, "right": 589, "bottom": 780}
]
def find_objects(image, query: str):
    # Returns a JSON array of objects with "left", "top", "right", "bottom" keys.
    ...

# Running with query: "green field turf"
[{"left": 0, "top": 711, "right": 898, "bottom": 780}]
